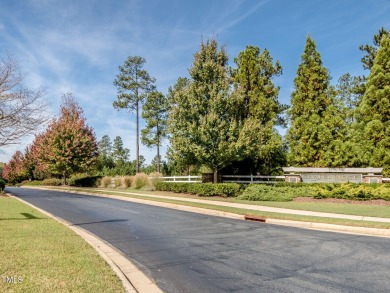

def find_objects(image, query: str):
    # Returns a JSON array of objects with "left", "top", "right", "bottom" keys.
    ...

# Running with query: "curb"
[
  {"left": 266, "top": 219, "right": 390, "bottom": 237},
  {"left": 17, "top": 186, "right": 390, "bottom": 238},
  {"left": 7, "top": 193, "right": 164, "bottom": 293}
]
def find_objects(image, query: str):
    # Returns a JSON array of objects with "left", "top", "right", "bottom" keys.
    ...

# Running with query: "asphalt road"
[{"left": 6, "top": 187, "right": 390, "bottom": 293}]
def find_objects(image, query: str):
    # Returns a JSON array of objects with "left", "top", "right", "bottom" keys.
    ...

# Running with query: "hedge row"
[
  {"left": 68, "top": 176, "right": 102, "bottom": 187},
  {"left": 239, "top": 183, "right": 390, "bottom": 201},
  {"left": 238, "top": 184, "right": 318, "bottom": 201},
  {"left": 315, "top": 183, "right": 390, "bottom": 201},
  {"left": 155, "top": 182, "right": 241, "bottom": 197}
]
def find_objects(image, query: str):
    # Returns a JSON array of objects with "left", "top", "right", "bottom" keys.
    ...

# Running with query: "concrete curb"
[
  {"left": 7, "top": 193, "right": 164, "bottom": 293},
  {"left": 18, "top": 186, "right": 390, "bottom": 238},
  {"left": 266, "top": 219, "right": 390, "bottom": 237}
]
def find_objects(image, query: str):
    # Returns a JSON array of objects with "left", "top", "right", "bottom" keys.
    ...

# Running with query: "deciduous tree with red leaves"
[
  {"left": 2, "top": 151, "right": 27, "bottom": 183},
  {"left": 37, "top": 94, "right": 98, "bottom": 184}
]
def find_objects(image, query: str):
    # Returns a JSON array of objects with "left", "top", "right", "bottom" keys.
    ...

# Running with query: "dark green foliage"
[
  {"left": 239, "top": 184, "right": 317, "bottom": 201},
  {"left": 358, "top": 36, "right": 390, "bottom": 176},
  {"left": 155, "top": 182, "right": 241, "bottom": 197},
  {"left": 68, "top": 175, "right": 102, "bottom": 187},
  {"left": 112, "top": 136, "right": 130, "bottom": 167},
  {"left": 0, "top": 178, "right": 5, "bottom": 190},
  {"left": 286, "top": 35, "right": 347, "bottom": 167},
  {"left": 42, "top": 178, "right": 62, "bottom": 186},
  {"left": 232, "top": 45, "right": 287, "bottom": 174}
]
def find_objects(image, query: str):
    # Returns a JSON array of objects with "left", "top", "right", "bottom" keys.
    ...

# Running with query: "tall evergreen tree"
[
  {"left": 168, "top": 39, "right": 240, "bottom": 182},
  {"left": 286, "top": 35, "right": 344, "bottom": 167},
  {"left": 358, "top": 36, "right": 390, "bottom": 175},
  {"left": 141, "top": 91, "right": 168, "bottom": 173},
  {"left": 113, "top": 56, "right": 155, "bottom": 173},
  {"left": 360, "top": 27, "right": 390, "bottom": 70},
  {"left": 232, "top": 45, "right": 287, "bottom": 174},
  {"left": 97, "top": 135, "right": 115, "bottom": 170},
  {"left": 112, "top": 136, "right": 130, "bottom": 167}
]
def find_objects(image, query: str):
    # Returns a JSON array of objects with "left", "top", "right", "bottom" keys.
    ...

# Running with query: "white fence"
[
  {"left": 162, "top": 175, "right": 202, "bottom": 183},
  {"left": 162, "top": 175, "right": 285, "bottom": 184}
]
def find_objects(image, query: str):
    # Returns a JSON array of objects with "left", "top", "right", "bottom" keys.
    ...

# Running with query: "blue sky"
[{"left": 1, "top": 0, "right": 389, "bottom": 164}]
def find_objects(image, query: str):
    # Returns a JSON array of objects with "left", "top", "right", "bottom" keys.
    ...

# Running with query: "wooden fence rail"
[
  {"left": 162, "top": 175, "right": 202, "bottom": 183},
  {"left": 161, "top": 175, "right": 285, "bottom": 184}
]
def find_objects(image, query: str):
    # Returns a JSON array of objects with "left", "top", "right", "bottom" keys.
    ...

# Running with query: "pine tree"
[
  {"left": 113, "top": 56, "right": 155, "bottom": 173},
  {"left": 141, "top": 91, "right": 168, "bottom": 173},
  {"left": 97, "top": 135, "right": 115, "bottom": 170},
  {"left": 168, "top": 39, "right": 240, "bottom": 182},
  {"left": 360, "top": 27, "right": 390, "bottom": 70},
  {"left": 286, "top": 35, "right": 341, "bottom": 167},
  {"left": 112, "top": 136, "right": 130, "bottom": 167},
  {"left": 358, "top": 36, "right": 390, "bottom": 175}
]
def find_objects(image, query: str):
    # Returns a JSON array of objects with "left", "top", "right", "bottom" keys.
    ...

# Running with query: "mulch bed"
[{"left": 293, "top": 197, "right": 390, "bottom": 206}]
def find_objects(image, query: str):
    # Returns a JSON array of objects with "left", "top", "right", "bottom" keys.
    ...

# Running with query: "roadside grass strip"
[
  {"left": 0, "top": 196, "right": 125, "bottom": 293},
  {"left": 37, "top": 187, "right": 390, "bottom": 229}
]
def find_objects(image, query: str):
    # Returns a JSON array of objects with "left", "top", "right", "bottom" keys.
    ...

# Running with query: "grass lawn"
[
  {"left": 0, "top": 195, "right": 125, "bottom": 293},
  {"left": 41, "top": 186, "right": 390, "bottom": 229}
]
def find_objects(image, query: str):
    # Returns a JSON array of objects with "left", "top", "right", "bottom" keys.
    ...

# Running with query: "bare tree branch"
[{"left": 0, "top": 52, "right": 48, "bottom": 147}]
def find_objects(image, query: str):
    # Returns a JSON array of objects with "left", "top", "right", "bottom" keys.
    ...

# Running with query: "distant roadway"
[{"left": 6, "top": 187, "right": 390, "bottom": 293}]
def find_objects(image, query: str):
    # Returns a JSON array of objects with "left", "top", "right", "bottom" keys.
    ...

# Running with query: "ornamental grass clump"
[
  {"left": 101, "top": 177, "right": 111, "bottom": 188},
  {"left": 148, "top": 172, "right": 163, "bottom": 189},
  {"left": 122, "top": 176, "right": 132, "bottom": 188},
  {"left": 114, "top": 177, "right": 122, "bottom": 188},
  {"left": 132, "top": 173, "right": 149, "bottom": 189}
]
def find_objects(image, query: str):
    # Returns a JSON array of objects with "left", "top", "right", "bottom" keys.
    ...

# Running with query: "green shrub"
[
  {"left": 0, "top": 178, "right": 5, "bottom": 191},
  {"left": 238, "top": 184, "right": 317, "bottom": 201},
  {"left": 21, "top": 180, "right": 43, "bottom": 186},
  {"left": 42, "top": 178, "right": 62, "bottom": 186},
  {"left": 187, "top": 183, "right": 214, "bottom": 196},
  {"left": 155, "top": 182, "right": 241, "bottom": 197},
  {"left": 122, "top": 176, "right": 132, "bottom": 188},
  {"left": 68, "top": 175, "right": 102, "bottom": 187},
  {"left": 101, "top": 177, "right": 112, "bottom": 188},
  {"left": 155, "top": 181, "right": 173, "bottom": 191},
  {"left": 132, "top": 173, "right": 149, "bottom": 189},
  {"left": 314, "top": 183, "right": 390, "bottom": 201}
]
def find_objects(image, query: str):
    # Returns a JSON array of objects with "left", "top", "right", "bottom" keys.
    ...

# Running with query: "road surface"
[{"left": 6, "top": 187, "right": 390, "bottom": 293}]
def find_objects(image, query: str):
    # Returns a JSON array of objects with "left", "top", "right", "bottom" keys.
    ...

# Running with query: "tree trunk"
[
  {"left": 157, "top": 144, "right": 160, "bottom": 173},
  {"left": 213, "top": 167, "right": 218, "bottom": 184},
  {"left": 136, "top": 98, "right": 139, "bottom": 174},
  {"left": 63, "top": 171, "right": 67, "bottom": 185}
]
